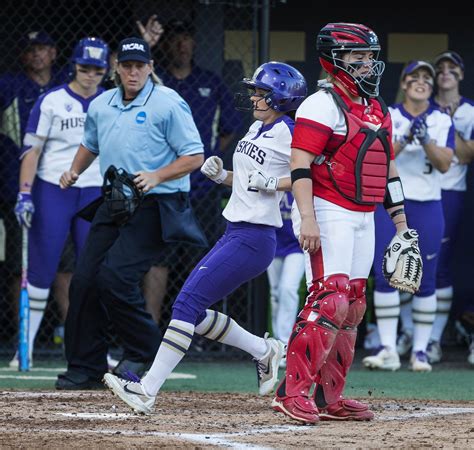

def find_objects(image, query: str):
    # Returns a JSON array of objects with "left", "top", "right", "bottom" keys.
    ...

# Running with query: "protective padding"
[
  {"left": 284, "top": 274, "right": 350, "bottom": 397},
  {"left": 314, "top": 278, "right": 367, "bottom": 407}
]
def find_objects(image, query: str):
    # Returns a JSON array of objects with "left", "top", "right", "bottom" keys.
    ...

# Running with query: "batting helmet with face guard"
[{"left": 235, "top": 61, "right": 307, "bottom": 112}]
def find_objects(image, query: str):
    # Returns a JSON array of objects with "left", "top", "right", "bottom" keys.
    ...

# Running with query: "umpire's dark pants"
[{"left": 64, "top": 199, "right": 163, "bottom": 379}]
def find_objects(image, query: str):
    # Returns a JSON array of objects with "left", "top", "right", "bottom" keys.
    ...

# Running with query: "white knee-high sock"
[
  {"left": 142, "top": 320, "right": 194, "bottom": 396},
  {"left": 412, "top": 294, "right": 436, "bottom": 353},
  {"left": 399, "top": 292, "right": 414, "bottom": 333},
  {"left": 374, "top": 290, "right": 400, "bottom": 351},
  {"left": 195, "top": 310, "right": 267, "bottom": 359},
  {"left": 431, "top": 286, "right": 453, "bottom": 342},
  {"left": 27, "top": 284, "right": 50, "bottom": 356}
]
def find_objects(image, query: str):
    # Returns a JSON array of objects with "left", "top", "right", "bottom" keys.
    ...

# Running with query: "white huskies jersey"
[
  {"left": 223, "top": 116, "right": 294, "bottom": 227},
  {"left": 25, "top": 84, "right": 102, "bottom": 187},
  {"left": 390, "top": 104, "right": 454, "bottom": 201},
  {"left": 431, "top": 97, "right": 474, "bottom": 191}
]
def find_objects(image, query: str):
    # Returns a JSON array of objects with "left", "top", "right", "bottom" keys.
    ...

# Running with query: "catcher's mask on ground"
[{"left": 102, "top": 165, "right": 144, "bottom": 225}]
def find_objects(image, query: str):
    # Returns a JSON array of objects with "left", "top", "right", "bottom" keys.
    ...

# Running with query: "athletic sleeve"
[
  {"left": 165, "top": 98, "right": 204, "bottom": 157},
  {"left": 291, "top": 91, "right": 338, "bottom": 156},
  {"left": 81, "top": 102, "right": 100, "bottom": 154}
]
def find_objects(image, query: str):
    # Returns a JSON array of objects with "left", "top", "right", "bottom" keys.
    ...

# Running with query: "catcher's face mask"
[{"left": 102, "top": 165, "right": 144, "bottom": 225}]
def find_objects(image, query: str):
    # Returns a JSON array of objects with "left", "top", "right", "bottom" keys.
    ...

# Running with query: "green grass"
[{"left": 0, "top": 360, "right": 473, "bottom": 400}]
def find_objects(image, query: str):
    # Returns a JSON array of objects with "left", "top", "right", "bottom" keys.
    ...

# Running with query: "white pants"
[
  {"left": 267, "top": 252, "right": 305, "bottom": 344},
  {"left": 292, "top": 197, "right": 375, "bottom": 286}
]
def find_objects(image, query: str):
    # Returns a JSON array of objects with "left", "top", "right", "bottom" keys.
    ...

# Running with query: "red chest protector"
[{"left": 319, "top": 87, "right": 391, "bottom": 205}]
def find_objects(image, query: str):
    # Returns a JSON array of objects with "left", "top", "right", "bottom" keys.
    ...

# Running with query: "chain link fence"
[{"left": 0, "top": 0, "right": 270, "bottom": 363}]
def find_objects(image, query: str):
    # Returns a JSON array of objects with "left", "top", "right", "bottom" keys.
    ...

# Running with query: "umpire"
[{"left": 56, "top": 37, "right": 205, "bottom": 389}]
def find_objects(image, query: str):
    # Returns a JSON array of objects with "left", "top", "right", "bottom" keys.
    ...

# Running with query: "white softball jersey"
[
  {"left": 389, "top": 104, "right": 455, "bottom": 201},
  {"left": 223, "top": 115, "right": 293, "bottom": 227},
  {"left": 433, "top": 98, "right": 474, "bottom": 191},
  {"left": 25, "top": 84, "right": 102, "bottom": 188}
]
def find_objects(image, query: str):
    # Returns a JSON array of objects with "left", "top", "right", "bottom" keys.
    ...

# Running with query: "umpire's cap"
[
  {"left": 433, "top": 51, "right": 464, "bottom": 71},
  {"left": 21, "top": 31, "right": 55, "bottom": 49},
  {"left": 117, "top": 37, "right": 151, "bottom": 63}
]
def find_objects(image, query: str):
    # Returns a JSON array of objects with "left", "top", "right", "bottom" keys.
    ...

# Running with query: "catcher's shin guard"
[
  {"left": 314, "top": 278, "right": 367, "bottom": 408},
  {"left": 277, "top": 274, "right": 350, "bottom": 399}
]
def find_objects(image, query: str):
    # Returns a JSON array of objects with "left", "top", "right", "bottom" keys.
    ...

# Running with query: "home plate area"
[{"left": 0, "top": 391, "right": 473, "bottom": 447}]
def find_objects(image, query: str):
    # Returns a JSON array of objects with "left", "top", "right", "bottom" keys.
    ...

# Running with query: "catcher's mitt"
[{"left": 382, "top": 228, "right": 423, "bottom": 294}]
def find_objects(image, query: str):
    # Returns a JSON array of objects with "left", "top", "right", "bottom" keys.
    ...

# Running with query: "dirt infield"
[{"left": 0, "top": 391, "right": 473, "bottom": 448}]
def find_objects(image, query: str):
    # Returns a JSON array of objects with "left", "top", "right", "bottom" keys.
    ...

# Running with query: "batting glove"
[
  {"left": 248, "top": 169, "right": 279, "bottom": 192},
  {"left": 14, "top": 192, "right": 35, "bottom": 228},
  {"left": 200, "top": 156, "right": 228, "bottom": 184},
  {"left": 410, "top": 116, "right": 431, "bottom": 145}
]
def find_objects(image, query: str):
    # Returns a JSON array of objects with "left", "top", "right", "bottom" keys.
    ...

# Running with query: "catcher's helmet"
[
  {"left": 235, "top": 61, "right": 307, "bottom": 112},
  {"left": 102, "top": 165, "right": 143, "bottom": 225},
  {"left": 317, "top": 23, "right": 385, "bottom": 98},
  {"left": 71, "top": 37, "right": 109, "bottom": 69}
]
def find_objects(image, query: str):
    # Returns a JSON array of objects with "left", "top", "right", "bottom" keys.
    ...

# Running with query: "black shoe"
[
  {"left": 55, "top": 371, "right": 104, "bottom": 390},
  {"left": 112, "top": 359, "right": 152, "bottom": 381}
]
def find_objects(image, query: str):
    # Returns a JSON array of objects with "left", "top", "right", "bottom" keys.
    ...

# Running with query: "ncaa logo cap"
[{"left": 117, "top": 37, "right": 151, "bottom": 63}]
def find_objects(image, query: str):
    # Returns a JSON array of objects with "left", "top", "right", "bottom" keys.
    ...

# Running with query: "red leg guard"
[
  {"left": 276, "top": 275, "right": 350, "bottom": 399},
  {"left": 314, "top": 278, "right": 367, "bottom": 408}
]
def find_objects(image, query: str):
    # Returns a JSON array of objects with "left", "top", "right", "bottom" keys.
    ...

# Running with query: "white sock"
[
  {"left": 412, "top": 294, "right": 436, "bottom": 353},
  {"left": 431, "top": 287, "right": 453, "bottom": 342},
  {"left": 374, "top": 290, "right": 400, "bottom": 351},
  {"left": 27, "top": 284, "right": 50, "bottom": 356},
  {"left": 142, "top": 319, "right": 194, "bottom": 396},
  {"left": 195, "top": 310, "right": 267, "bottom": 359},
  {"left": 399, "top": 292, "right": 414, "bottom": 333}
]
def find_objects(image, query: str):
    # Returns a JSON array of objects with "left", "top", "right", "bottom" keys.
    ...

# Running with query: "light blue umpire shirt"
[{"left": 81, "top": 77, "right": 204, "bottom": 195}]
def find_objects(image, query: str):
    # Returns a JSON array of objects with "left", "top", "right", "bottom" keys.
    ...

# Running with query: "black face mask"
[
  {"left": 102, "top": 165, "right": 144, "bottom": 225},
  {"left": 233, "top": 90, "right": 272, "bottom": 112}
]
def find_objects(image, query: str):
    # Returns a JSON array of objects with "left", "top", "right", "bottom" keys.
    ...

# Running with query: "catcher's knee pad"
[
  {"left": 314, "top": 278, "right": 366, "bottom": 407},
  {"left": 284, "top": 274, "right": 350, "bottom": 397},
  {"left": 346, "top": 278, "right": 367, "bottom": 327}
]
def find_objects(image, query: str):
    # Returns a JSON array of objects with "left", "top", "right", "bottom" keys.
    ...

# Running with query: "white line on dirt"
[
  {"left": 0, "top": 372, "right": 196, "bottom": 380},
  {"left": 380, "top": 407, "right": 474, "bottom": 420},
  {"left": 2, "top": 407, "right": 474, "bottom": 448}
]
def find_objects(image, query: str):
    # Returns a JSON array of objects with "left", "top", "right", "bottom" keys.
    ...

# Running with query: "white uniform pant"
[
  {"left": 267, "top": 252, "right": 305, "bottom": 344},
  {"left": 292, "top": 197, "right": 375, "bottom": 286}
]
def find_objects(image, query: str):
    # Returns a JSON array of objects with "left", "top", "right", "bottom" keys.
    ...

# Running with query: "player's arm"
[
  {"left": 291, "top": 147, "right": 319, "bottom": 253},
  {"left": 384, "top": 161, "right": 408, "bottom": 233},
  {"left": 134, "top": 153, "right": 204, "bottom": 193},
  {"left": 18, "top": 134, "right": 46, "bottom": 192},
  {"left": 60, "top": 144, "right": 98, "bottom": 189},
  {"left": 454, "top": 133, "right": 474, "bottom": 164},
  {"left": 247, "top": 172, "right": 291, "bottom": 192},
  {"left": 422, "top": 141, "right": 452, "bottom": 173}
]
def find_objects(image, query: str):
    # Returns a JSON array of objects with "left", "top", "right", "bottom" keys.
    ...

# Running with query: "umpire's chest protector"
[{"left": 322, "top": 88, "right": 392, "bottom": 205}]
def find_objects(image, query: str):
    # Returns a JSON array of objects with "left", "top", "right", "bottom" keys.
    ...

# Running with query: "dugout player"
[
  {"left": 271, "top": 23, "right": 416, "bottom": 424},
  {"left": 0, "top": 31, "right": 68, "bottom": 350},
  {"left": 365, "top": 61, "right": 454, "bottom": 373},
  {"left": 12, "top": 37, "right": 109, "bottom": 368},
  {"left": 56, "top": 37, "right": 205, "bottom": 389},
  {"left": 103, "top": 61, "right": 307, "bottom": 414},
  {"left": 427, "top": 51, "right": 474, "bottom": 364}
]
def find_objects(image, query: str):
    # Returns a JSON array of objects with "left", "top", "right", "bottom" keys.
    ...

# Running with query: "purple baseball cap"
[
  {"left": 433, "top": 51, "right": 464, "bottom": 71},
  {"left": 401, "top": 60, "right": 436, "bottom": 80}
]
